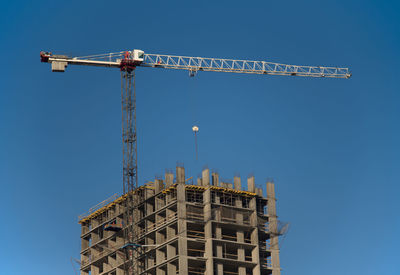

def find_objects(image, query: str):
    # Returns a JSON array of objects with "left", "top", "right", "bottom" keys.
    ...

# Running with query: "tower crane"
[
  {"left": 40, "top": 49, "right": 351, "bottom": 192},
  {"left": 40, "top": 49, "right": 351, "bottom": 275}
]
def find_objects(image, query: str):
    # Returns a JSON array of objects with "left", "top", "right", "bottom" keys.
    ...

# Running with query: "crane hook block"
[{"left": 192, "top": 126, "right": 199, "bottom": 133}]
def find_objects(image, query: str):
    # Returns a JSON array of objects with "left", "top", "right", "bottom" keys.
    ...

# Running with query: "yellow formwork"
[
  {"left": 78, "top": 184, "right": 151, "bottom": 224},
  {"left": 79, "top": 180, "right": 256, "bottom": 224}
]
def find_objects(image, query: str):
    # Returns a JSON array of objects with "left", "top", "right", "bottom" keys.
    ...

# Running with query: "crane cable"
[{"left": 189, "top": 72, "right": 199, "bottom": 160}]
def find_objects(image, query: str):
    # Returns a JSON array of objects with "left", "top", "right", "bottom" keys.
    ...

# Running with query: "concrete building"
[{"left": 79, "top": 166, "right": 281, "bottom": 275}]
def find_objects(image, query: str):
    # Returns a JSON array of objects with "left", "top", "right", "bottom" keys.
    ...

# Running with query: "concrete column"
[
  {"left": 237, "top": 231, "right": 245, "bottom": 262},
  {"left": 147, "top": 233, "right": 155, "bottom": 268},
  {"left": 215, "top": 226, "right": 223, "bottom": 261},
  {"left": 165, "top": 171, "right": 174, "bottom": 188},
  {"left": 267, "top": 181, "right": 280, "bottom": 275},
  {"left": 146, "top": 198, "right": 154, "bottom": 215},
  {"left": 204, "top": 187, "right": 214, "bottom": 275},
  {"left": 91, "top": 265, "right": 99, "bottom": 275},
  {"left": 155, "top": 178, "right": 164, "bottom": 193},
  {"left": 146, "top": 186, "right": 154, "bottom": 199},
  {"left": 91, "top": 230, "right": 99, "bottom": 245},
  {"left": 202, "top": 168, "right": 210, "bottom": 186},
  {"left": 133, "top": 192, "right": 141, "bottom": 241},
  {"left": 237, "top": 230, "right": 244, "bottom": 243},
  {"left": 215, "top": 192, "right": 221, "bottom": 221},
  {"left": 239, "top": 267, "right": 246, "bottom": 275},
  {"left": 234, "top": 176, "right": 241, "bottom": 190},
  {"left": 166, "top": 222, "right": 177, "bottom": 272},
  {"left": 249, "top": 196, "right": 261, "bottom": 275},
  {"left": 212, "top": 172, "right": 219, "bottom": 186},
  {"left": 167, "top": 242, "right": 176, "bottom": 258},
  {"left": 155, "top": 180, "right": 165, "bottom": 211},
  {"left": 166, "top": 209, "right": 176, "bottom": 241},
  {"left": 215, "top": 226, "right": 222, "bottom": 239},
  {"left": 156, "top": 217, "right": 165, "bottom": 267},
  {"left": 81, "top": 237, "right": 89, "bottom": 251},
  {"left": 176, "top": 167, "right": 188, "bottom": 275},
  {"left": 156, "top": 267, "right": 165, "bottom": 275},
  {"left": 165, "top": 170, "right": 175, "bottom": 205},
  {"left": 247, "top": 176, "right": 255, "bottom": 193},
  {"left": 103, "top": 260, "right": 111, "bottom": 273},
  {"left": 156, "top": 228, "right": 165, "bottom": 275},
  {"left": 116, "top": 268, "right": 124, "bottom": 275},
  {"left": 176, "top": 166, "right": 185, "bottom": 184},
  {"left": 216, "top": 263, "right": 223, "bottom": 275},
  {"left": 116, "top": 252, "right": 124, "bottom": 270},
  {"left": 237, "top": 204, "right": 245, "bottom": 274},
  {"left": 81, "top": 223, "right": 89, "bottom": 235},
  {"left": 167, "top": 262, "right": 177, "bottom": 275},
  {"left": 145, "top": 196, "right": 154, "bottom": 241},
  {"left": 235, "top": 196, "right": 243, "bottom": 224}
]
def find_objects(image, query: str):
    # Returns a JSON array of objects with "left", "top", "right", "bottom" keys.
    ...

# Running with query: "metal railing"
[
  {"left": 138, "top": 212, "right": 177, "bottom": 235},
  {"left": 78, "top": 193, "right": 119, "bottom": 221}
]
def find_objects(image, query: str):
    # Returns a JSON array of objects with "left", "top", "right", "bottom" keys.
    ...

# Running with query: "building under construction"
[{"left": 78, "top": 166, "right": 281, "bottom": 275}]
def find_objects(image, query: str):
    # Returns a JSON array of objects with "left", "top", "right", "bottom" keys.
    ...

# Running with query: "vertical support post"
[
  {"left": 204, "top": 187, "right": 214, "bottom": 275},
  {"left": 202, "top": 168, "right": 210, "bottom": 186},
  {"left": 249, "top": 176, "right": 261, "bottom": 275},
  {"left": 165, "top": 171, "right": 174, "bottom": 188},
  {"left": 234, "top": 176, "right": 241, "bottom": 190},
  {"left": 247, "top": 176, "right": 255, "bottom": 193},
  {"left": 176, "top": 166, "right": 188, "bottom": 275},
  {"left": 212, "top": 172, "right": 219, "bottom": 186}
]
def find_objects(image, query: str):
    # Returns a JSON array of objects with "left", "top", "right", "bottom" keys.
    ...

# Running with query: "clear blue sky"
[{"left": 1, "top": 1, "right": 399, "bottom": 274}]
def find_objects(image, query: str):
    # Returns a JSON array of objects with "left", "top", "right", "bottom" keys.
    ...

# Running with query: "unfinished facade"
[{"left": 79, "top": 167, "right": 281, "bottom": 275}]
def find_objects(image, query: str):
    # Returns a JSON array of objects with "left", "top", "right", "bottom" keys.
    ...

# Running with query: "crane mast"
[
  {"left": 40, "top": 49, "right": 350, "bottom": 275},
  {"left": 119, "top": 55, "right": 140, "bottom": 275},
  {"left": 121, "top": 70, "right": 137, "bottom": 194}
]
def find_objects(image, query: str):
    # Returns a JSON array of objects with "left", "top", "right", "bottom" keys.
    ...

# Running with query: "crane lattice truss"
[
  {"left": 143, "top": 53, "right": 350, "bottom": 78},
  {"left": 121, "top": 70, "right": 137, "bottom": 194},
  {"left": 40, "top": 49, "right": 350, "bottom": 275}
]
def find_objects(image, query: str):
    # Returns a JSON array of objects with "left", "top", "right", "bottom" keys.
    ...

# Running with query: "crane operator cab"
[
  {"left": 131, "top": 49, "right": 144, "bottom": 62},
  {"left": 119, "top": 49, "right": 144, "bottom": 71}
]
